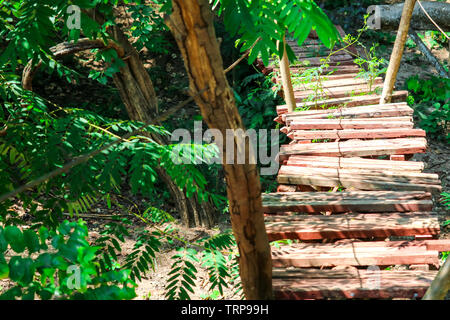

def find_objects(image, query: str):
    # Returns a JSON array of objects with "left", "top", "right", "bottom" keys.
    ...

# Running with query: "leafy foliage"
[
  {"left": 0, "top": 220, "right": 136, "bottom": 300},
  {"left": 212, "top": 0, "right": 340, "bottom": 66},
  {"left": 288, "top": 15, "right": 383, "bottom": 108},
  {"left": 354, "top": 43, "right": 387, "bottom": 92},
  {"left": 0, "top": 68, "right": 230, "bottom": 299},
  {"left": 406, "top": 76, "right": 450, "bottom": 141},
  {"left": 165, "top": 231, "right": 240, "bottom": 300}
]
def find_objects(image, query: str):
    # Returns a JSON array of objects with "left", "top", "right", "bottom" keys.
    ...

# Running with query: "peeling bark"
[{"left": 166, "top": 0, "right": 273, "bottom": 299}]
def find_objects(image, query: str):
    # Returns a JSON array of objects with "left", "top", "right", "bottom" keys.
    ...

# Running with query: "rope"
[{"left": 417, "top": 0, "right": 449, "bottom": 40}]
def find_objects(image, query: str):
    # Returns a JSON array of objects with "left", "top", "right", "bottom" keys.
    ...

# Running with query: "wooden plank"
[
  {"left": 272, "top": 268, "right": 437, "bottom": 299},
  {"left": 279, "top": 64, "right": 361, "bottom": 76},
  {"left": 265, "top": 212, "right": 440, "bottom": 241},
  {"left": 294, "top": 84, "right": 384, "bottom": 102},
  {"left": 263, "top": 199, "right": 433, "bottom": 213},
  {"left": 279, "top": 138, "right": 427, "bottom": 159},
  {"left": 292, "top": 57, "right": 355, "bottom": 67},
  {"left": 282, "top": 103, "right": 413, "bottom": 122},
  {"left": 291, "top": 44, "right": 329, "bottom": 52},
  {"left": 285, "top": 156, "right": 425, "bottom": 172},
  {"left": 289, "top": 77, "right": 383, "bottom": 91},
  {"left": 291, "top": 128, "right": 426, "bottom": 140},
  {"left": 295, "top": 51, "right": 347, "bottom": 60},
  {"left": 286, "top": 39, "right": 321, "bottom": 46},
  {"left": 262, "top": 192, "right": 433, "bottom": 213},
  {"left": 277, "top": 166, "right": 441, "bottom": 193},
  {"left": 277, "top": 165, "right": 440, "bottom": 184},
  {"left": 263, "top": 191, "right": 432, "bottom": 202},
  {"left": 276, "top": 91, "right": 409, "bottom": 114},
  {"left": 271, "top": 241, "right": 442, "bottom": 267},
  {"left": 272, "top": 239, "right": 450, "bottom": 254},
  {"left": 288, "top": 118, "right": 413, "bottom": 130}
]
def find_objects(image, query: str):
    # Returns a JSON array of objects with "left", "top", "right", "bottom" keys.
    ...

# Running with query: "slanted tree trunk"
[
  {"left": 423, "top": 255, "right": 450, "bottom": 300},
  {"left": 22, "top": 10, "right": 217, "bottom": 228},
  {"left": 380, "top": 0, "right": 417, "bottom": 104},
  {"left": 103, "top": 23, "right": 217, "bottom": 228},
  {"left": 279, "top": 35, "right": 296, "bottom": 113},
  {"left": 166, "top": 0, "right": 273, "bottom": 300}
]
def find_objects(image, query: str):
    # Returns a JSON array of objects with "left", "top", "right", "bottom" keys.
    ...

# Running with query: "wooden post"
[
  {"left": 380, "top": 0, "right": 417, "bottom": 104},
  {"left": 279, "top": 35, "right": 296, "bottom": 112},
  {"left": 423, "top": 256, "right": 450, "bottom": 300}
]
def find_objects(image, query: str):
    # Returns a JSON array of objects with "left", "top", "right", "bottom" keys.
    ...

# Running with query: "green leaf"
[
  {"left": 4, "top": 226, "right": 25, "bottom": 253},
  {"left": 0, "top": 255, "right": 8, "bottom": 280},
  {"left": 8, "top": 256, "right": 35, "bottom": 284},
  {"left": 0, "top": 228, "right": 7, "bottom": 253},
  {"left": 23, "top": 229, "right": 40, "bottom": 253}
]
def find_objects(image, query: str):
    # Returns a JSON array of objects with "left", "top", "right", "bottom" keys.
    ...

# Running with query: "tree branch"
[
  {"left": 22, "top": 38, "right": 124, "bottom": 91},
  {"left": 409, "top": 31, "right": 449, "bottom": 78}
]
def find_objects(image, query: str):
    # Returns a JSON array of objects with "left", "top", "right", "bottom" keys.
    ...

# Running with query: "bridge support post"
[
  {"left": 279, "top": 35, "right": 297, "bottom": 113},
  {"left": 380, "top": 0, "right": 417, "bottom": 104}
]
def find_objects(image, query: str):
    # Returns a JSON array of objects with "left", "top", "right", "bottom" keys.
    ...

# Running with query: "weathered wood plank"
[
  {"left": 279, "top": 64, "right": 361, "bottom": 76},
  {"left": 292, "top": 57, "right": 355, "bottom": 67},
  {"left": 286, "top": 77, "right": 382, "bottom": 91},
  {"left": 276, "top": 91, "right": 409, "bottom": 114},
  {"left": 263, "top": 197, "right": 433, "bottom": 213},
  {"left": 294, "top": 84, "right": 384, "bottom": 102},
  {"left": 289, "top": 118, "right": 413, "bottom": 130},
  {"left": 291, "top": 128, "right": 426, "bottom": 140},
  {"left": 282, "top": 103, "right": 413, "bottom": 122},
  {"left": 265, "top": 212, "right": 440, "bottom": 241},
  {"left": 276, "top": 165, "right": 441, "bottom": 192},
  {"left": 285, "top": 156, "right": 424, "bottom": 172},
  {"left": 278, "top": 165, "right": 439, "bottom": 180},
  {"left": 263, "top": 191, "right": 432, "bottom": 202},
  {"left": 279, "top": 138, "right": 427, "bottom": 159},
  {"left": 262, "top": 191, "right": 433, "bottom": 213},
  {"left": 272, "top": 240, "right": 442, "bottom": 267},
  {"left": 272, "top": 268, "right": 436, "bottom": 299}
]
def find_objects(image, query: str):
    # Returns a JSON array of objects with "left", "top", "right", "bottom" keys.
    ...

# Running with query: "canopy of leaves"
[{"left": 211, "top": 0, "right": 340, "bottom": 65}]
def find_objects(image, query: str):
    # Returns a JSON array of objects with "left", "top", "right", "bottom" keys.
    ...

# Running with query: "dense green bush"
[{"left": 406, "top": 76, "right": 450, "bottom": 142}]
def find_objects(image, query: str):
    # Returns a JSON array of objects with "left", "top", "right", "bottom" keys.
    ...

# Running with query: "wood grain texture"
[
  {"left": 273, "top": 268, "right": 436, "bottom": 299},
  {"left": 265, "top": 212, "right": 440, "bottom": 241}
]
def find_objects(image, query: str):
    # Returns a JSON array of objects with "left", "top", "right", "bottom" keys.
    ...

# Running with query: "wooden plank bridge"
[{"left": 262, "top": 27, "right": 450, "bottom": 299}]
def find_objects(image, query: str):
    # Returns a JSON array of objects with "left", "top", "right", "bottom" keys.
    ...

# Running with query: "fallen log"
[{"left": 377, "top": 1, "right": 450, "bottom": 31}]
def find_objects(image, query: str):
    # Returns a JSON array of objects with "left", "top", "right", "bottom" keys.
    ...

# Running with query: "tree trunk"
[
  {"left": 279, "top": 35, "right": 296, "bottom": 113},
  {"left": 423, "top": 256, "right": 450, "bottom": 300},
  {"left": 166, "top": 0, "right": 273, "bottom": 300},
  {"left": 104, "top": 24, "right": 216, "bottom": 228},
  {"left": 380, "top": 0, "right": 417, "bottom": 104},
  {"left": 377, "top": 1, "right": 450, "bottom": 31},
  {"left": 22, "top": 9, "right": 217, "bottom": 228}
]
